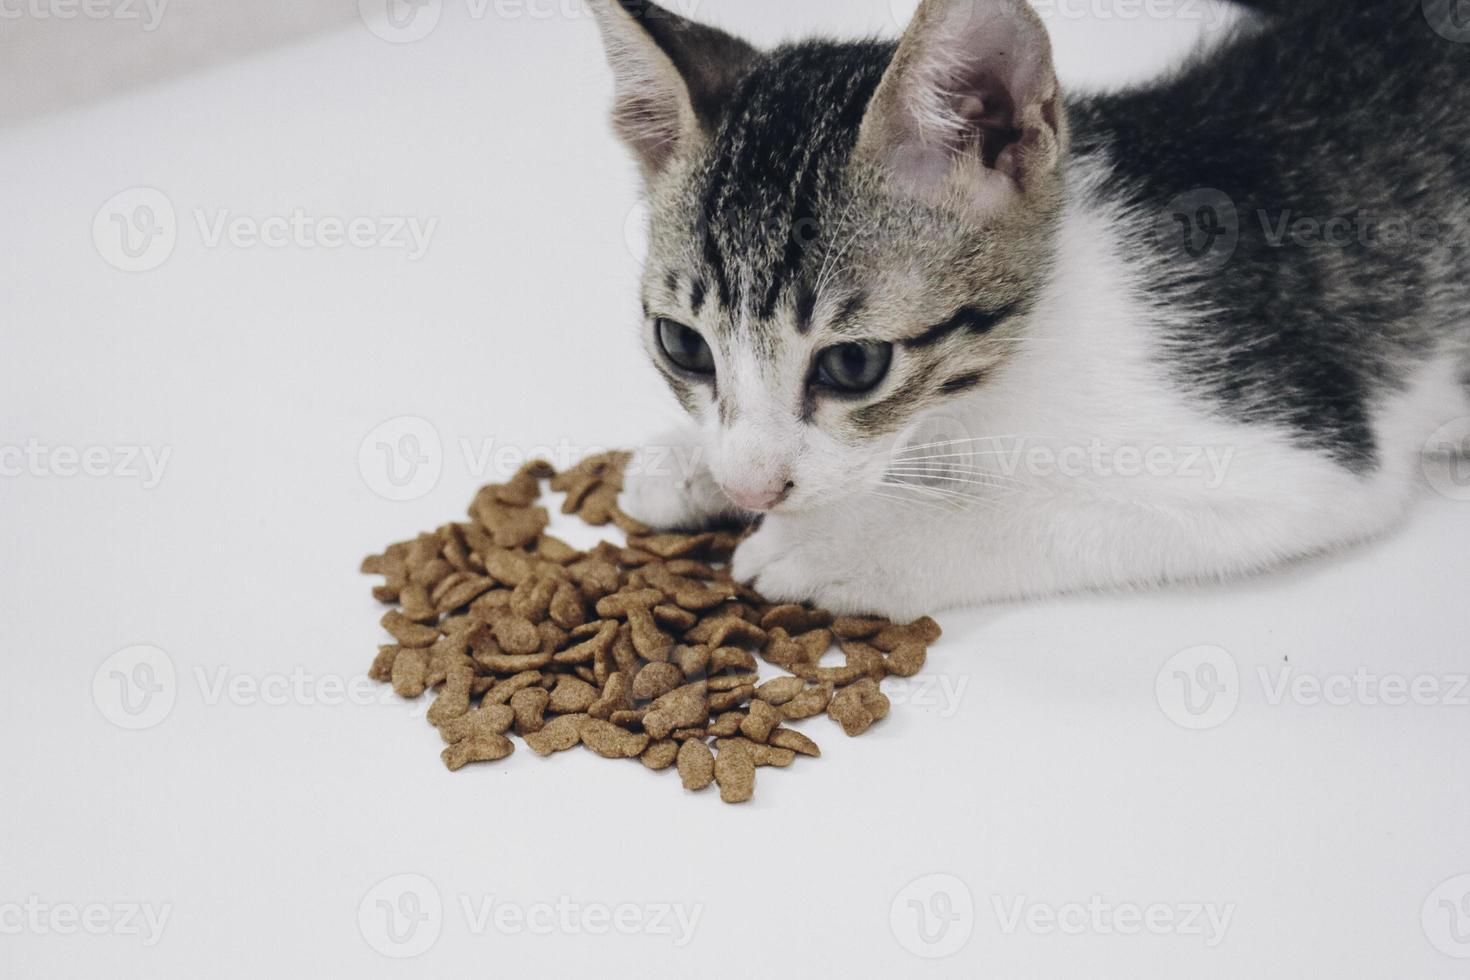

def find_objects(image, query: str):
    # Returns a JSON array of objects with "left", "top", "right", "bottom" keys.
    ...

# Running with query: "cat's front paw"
[
  {"left": 619, "top": 446, "right": 733, "bottom": 532},
  {"left": 732, "top": 518, "right": 934, "bottom": 618}
]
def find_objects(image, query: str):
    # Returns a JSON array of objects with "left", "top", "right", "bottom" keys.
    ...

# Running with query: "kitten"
[{"left": 588, "top": 0, "right": 1470, "bottom": 618}]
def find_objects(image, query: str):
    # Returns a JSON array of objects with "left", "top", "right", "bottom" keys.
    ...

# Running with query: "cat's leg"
[
  {"left": 732, "top": 467, "right": 1417, "bottom": 619},
  {"left": 619, "top": 426, "right": 739, "bottom": 531}
]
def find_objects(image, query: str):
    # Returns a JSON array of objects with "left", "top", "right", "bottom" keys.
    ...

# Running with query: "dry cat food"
[{"left": 360, "top": 452, "right": 943, "bottom": 804}]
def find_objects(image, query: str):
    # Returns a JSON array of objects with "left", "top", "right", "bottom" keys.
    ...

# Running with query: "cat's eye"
[
  {"left": 814, "top": 341, "right": 893, "bottom": 394},
  {"left": 656, "top": 318, "right": 716, "bottom": 376}
]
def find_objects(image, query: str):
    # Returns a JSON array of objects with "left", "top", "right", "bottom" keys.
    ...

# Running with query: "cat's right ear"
[
  {"left": 588, "top": 0, "right": 757, "bottom": 179},
  {"left": 856, "top": 0, "right": 1064, "bottom": 222}
]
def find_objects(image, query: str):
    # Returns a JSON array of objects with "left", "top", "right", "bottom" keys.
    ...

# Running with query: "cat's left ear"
[
  {"left": 856, "top": 0, "right": 1065, "bottom": 220},
  {"left": 588, "top": 0, "right": 758, "bottom": 179}
]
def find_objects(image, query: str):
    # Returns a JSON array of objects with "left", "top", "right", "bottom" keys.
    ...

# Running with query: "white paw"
[
  {"left": 620, "top": 446, "right": 732, "bottom": 532},
  {"left": 732, "top": 519, "right": 932, "bottom": 618}
]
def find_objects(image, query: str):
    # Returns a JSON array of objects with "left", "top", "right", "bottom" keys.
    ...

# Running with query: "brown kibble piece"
[
  {"left": 524, "top": 714, "right": 584, "bottom": 756},
  {"left": 740, "top": 700, "right": 782, "bottom": 743},
  {"left": 547, "top": 675, "right": 599, "bottom": 714},
  {"left": 708, "top": 712, "right": 744, "bottom": 737},
  {"left": 439, "top": 704, "right": 514, "bottom": 744},
  {"left": 627, "top": 606, "right": 674, "bottom": 661},
  {"left": 779, "top": 682, "right": 833, "bottom": 721},
  {"left": 674, "top": 644, "right": 711, "bottom": 679},
  {"left": 370, "top": 645, "right": 400, "bottom": 682},
  {"left": 708, "top": 684, "right": 755, "bottom": 712},
  {"left": 832, "top": 616, "right": 889, "bottom": 640},
  {"left": 677, "top": 740, "right": 715, "bottom": 791},
  {"left": 828, "top": 679, "right": 891, "bottom": 736},
  {"left": 391, "top": 647, "right": 430, "bottom": 698},
  {"left": 760, "top": 604, "right": 834, "bottom": 634},
  {"left": 580, "top": 718, "right": 650, "bottom": 759},
  {"left": 884, "top": 642, "right": 928, "bottom": 678},
  {"left": 549, "top": 582, "right": 586, "bottom": 629},
  {"left": 494, "top": 614, "right": 543, "bottom": 656},
  {"left": 632, "top": 662, "right": 684, "bottom": 701},
  {"left": 594, "top": 589, "right": 664, "bottom": 619},
  {"left": 426, "top": 663, "right": 475, "bottom": 727},
  {"left": 709, "top": 647, "right": 757, "bottom": 674},
  {"left": 644, "top": 682, "right": 708, "bottom": 740},
  {"left": 511, "top": 687, "right": 550, "bottom": 735},
  {"left": 768, "top": 728, "right": 821, "bottom": 757},
  {"left": 381, "top": 611, "right": 439, "bottom": 649},
  {"left": 714, "top": 742, "right": 756, "bottom": 803},
  {"left": 483, "top": 671, "right": 543, "bottom": 705},
  {"left": 641, "top": 739, "right": 679, "bottom": 771},
  {"left": 553, "top": 621, "right": 617, "bottom": 665},
  {"left": 589, "top": 672, "right": 634, "bottom": 720},
  {"left": 871, "top": 616, "right": 943, "bottom": 651},
  {"left": 716, "top": 737, "right": 796, "bottom": 768},
  {"left": 755, "top": 676, "right": 807, "bottom": 706},
  {"left": 442, "top": 734, "right": 515, "bottom": 771}
]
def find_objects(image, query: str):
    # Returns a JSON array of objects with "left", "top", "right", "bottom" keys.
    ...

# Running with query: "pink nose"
[{"left": 722, "top": 480, "right": 793, "bottom": 512}]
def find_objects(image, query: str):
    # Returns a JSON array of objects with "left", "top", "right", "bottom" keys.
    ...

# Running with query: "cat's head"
[{"left": 590, "top": 0, "right": 1067, "bottom": 512}]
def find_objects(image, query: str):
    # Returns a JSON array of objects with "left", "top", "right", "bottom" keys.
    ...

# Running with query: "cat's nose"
[{"left": 721, "top": 479, "right": 794, "bottom": 512}]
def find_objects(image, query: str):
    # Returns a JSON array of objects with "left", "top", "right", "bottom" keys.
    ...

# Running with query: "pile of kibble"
[{"left": 361, "top": 453, "right": 942, "bottom": 804}]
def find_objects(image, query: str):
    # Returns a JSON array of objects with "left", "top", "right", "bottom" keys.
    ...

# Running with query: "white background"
[{"left": 3, "top": 1, "right": 1469, "bottom": 977}]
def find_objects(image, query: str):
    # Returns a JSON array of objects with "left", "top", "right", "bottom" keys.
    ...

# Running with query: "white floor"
[{"left": 3, "top": 2, "right": 1468, "bottom": 977}]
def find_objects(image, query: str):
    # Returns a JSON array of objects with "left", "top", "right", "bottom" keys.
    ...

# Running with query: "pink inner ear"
[
  {"left": 948, "top": 74, "right": 1022, "bottom": 170},
  {"left": 613, "top": 93, "right": 682, "bottom": 173}
]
